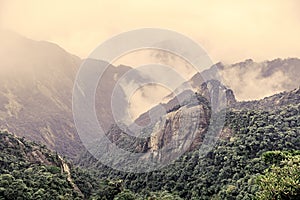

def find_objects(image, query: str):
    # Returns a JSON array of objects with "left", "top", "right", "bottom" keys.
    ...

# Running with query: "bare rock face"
[
  {"left": 197, "top": 80, "right": 237, "bottom": 110},
  {"left": 138, "top": 80, "right": 235, "bottom": 161},
  {"left": 145, "top": 102, "right": 210, "bottom": 162},
  {"left": 134, "top": 90, "right": 195, "bottom": 127},
  {"left": 100, "top": 91, "right": 212, "bottom": 166},
  {"left": 83, "top": 79, "right": 235, "bottom": 168}
]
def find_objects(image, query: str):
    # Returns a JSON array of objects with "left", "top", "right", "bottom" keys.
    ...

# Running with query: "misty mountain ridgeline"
[{"left": 0, "top": 31, "right": 300, "bottom": 199}]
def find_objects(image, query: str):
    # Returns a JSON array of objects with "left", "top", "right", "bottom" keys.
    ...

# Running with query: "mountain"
[
  {"left": 1, "top": 31, "right": 300, "bottom": 199},
  {"left": 76, "top": 80, "right": 236, "bottom": 170},
  {"left": 1, "top": 84, "right": 299, "bottom": 199},
  {"left": 0, "top": 30, "right": 82, "bottom": 158},
  {"left": 0, "top": 31, "right": 136, "bottom": 158},
  {"left": 1, "top": 30, "right": 300, "bottom": 162},
  {"left": 75, "top": 85, "right": 300, "bottom": 199}
]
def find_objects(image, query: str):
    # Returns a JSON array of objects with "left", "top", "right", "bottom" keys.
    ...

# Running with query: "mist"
[{"left": 219, "top": 59, "right": 300, "bottom": 101}]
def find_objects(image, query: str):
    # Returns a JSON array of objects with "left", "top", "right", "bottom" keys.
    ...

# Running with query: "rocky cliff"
[{"left": 76, "top": 80, "right": 235, "bottom": 169}]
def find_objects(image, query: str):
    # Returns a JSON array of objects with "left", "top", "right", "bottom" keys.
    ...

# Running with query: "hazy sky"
[{"left": 1, "top": 0, "right": 300, "bottom": 63}]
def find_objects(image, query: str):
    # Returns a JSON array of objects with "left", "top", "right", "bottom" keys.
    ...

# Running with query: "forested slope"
[{"left": 74, "top": 87, "right": 300, "bottom": 200}]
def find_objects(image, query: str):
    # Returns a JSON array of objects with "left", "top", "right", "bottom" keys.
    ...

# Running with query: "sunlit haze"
[{"left": 1, "top": 0, "right": 300, "bottom": 63}]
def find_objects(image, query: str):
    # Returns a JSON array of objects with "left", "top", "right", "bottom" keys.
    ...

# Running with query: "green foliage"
[
  {"left": 0, "top": 131, "right": 80, "bottom": 200},
  {"left": 78, "top": 102, "right": 300, "bottom": 199},
  {"left": 113, "top": 189, "right": 137, "bottom": 200},
  {"left": 256, "top": 153, "right": 300, "bottom": 200},
  {"left": 142, "top": 190, "right": 183, "bottom": 200}
]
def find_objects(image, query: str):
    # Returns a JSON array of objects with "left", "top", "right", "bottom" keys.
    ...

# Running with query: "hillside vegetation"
[{"left": 74, "top": 87, "right": 300, "bottom": 199}]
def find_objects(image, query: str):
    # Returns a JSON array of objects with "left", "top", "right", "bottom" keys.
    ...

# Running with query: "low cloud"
[{"left": 220, "top": 61, "right": 296, "bottom": 101}]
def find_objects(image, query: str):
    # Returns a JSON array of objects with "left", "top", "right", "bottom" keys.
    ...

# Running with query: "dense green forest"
[
  {"left": 0, "top": 131, "right": 182, "bottom": 199},
  {"left": 0, "top": 131, "right": 82, "bottom": 199},
  {"left": 0, "top": 87, "right": 299, "bottom": 199}
]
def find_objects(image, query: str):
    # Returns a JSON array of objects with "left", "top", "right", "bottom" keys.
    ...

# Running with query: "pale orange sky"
[{"left": 1, "top": 0, "right": 300, "bottom": 63}]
